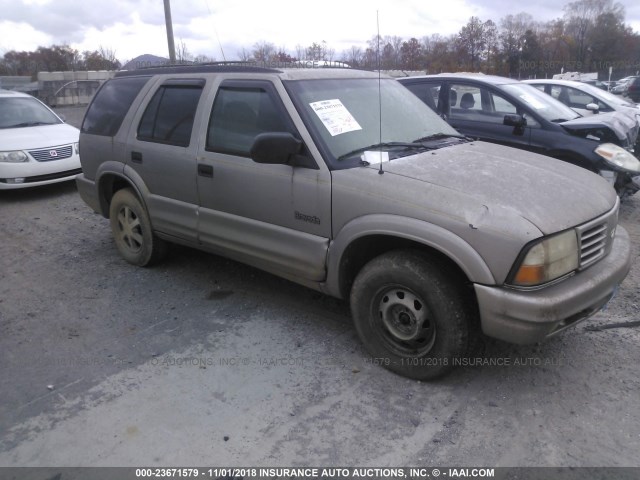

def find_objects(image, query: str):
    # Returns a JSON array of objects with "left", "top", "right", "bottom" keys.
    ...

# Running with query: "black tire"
[
  {"left": 350, "top": 250, "right": 471, "bottom": 380},
  {"left": 109, "top": 188, "right": 167, "bottom": 266}
]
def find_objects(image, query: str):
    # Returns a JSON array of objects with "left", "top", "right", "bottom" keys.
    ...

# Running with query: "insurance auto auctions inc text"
[{"left": 252, "top": 468, "right": 495, "bottom": 478}]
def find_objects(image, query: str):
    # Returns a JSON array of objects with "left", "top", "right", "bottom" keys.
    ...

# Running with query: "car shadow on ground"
[{"left": 0, "top": 179, "right": 78, "bottom": 204}]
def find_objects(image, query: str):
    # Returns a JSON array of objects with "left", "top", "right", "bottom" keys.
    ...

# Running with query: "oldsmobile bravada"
[{"left": 77, "top": 65, "right": 632, "bottom": 379}]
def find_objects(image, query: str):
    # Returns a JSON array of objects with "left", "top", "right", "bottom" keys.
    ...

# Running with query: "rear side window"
[
  {"left": 138, "top": 83, "right": 204, "bottom": 147},
  {"left": 81, "top": 76, "right": 150, "bottom": 136}
]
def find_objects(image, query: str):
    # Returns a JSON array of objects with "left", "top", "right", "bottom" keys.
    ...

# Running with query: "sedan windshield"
[
  {"left": 286, "top": 78, "right": 461, "bottom": 169},
  {"left": 499, "top": 83, "right": 581, "bottom": 123},
  {"left": 0, "top": 97, "right": 62, "bottom": 129}
]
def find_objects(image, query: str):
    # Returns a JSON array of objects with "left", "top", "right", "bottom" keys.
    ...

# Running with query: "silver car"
[
  {"left": 525, "top": 78, "right": 640, "bottom": 122},
  {"left": 76, "top": 66, "right": 632, "bottom": 380}
]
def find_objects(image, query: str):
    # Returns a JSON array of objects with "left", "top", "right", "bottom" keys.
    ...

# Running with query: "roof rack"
[{"left": 115, "top": 62, "right": 282, "bottom": 77}]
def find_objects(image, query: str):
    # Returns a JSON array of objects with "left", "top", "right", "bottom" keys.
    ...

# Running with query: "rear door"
[
  {"left": 124, "top": 78, "right": 205, "bottom": 242},
  {"left": 195, "top": 79, "right": 331, "bottom": 282}
]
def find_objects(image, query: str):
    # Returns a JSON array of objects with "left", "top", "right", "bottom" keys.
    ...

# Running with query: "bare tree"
[
  {"left": 252, "top": 41, "right": 276, "bottom": 62},
  {"left": 341, "top": 46, "right": 363, "bottom": 67},
  {"left": 456, "top": 17, "right": 488, "bottom": 71},
  {"left": 176, "top": 39, "right": 192, "bottom": 63},
  {"left": 563, "top": 0, "right": 625, "bottom": 65},
  {"left": 237, "top": 47, "right": 252, "bottom": 62}
]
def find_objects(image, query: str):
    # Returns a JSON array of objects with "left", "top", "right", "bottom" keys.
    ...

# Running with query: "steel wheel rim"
[
  {"left": 375, "top": 286, "right": 436, "bottom": 356},
  {"left": 116, "top": 205, "right": 144, "bottom": 253}
]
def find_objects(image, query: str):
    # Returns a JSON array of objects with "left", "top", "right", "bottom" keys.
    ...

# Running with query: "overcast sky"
[{"left": 1, "top": 0, "right": 639, "bottom": 63}]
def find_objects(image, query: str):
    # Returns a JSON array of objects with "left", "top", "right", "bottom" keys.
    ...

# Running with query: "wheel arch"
[
  {"left": 95, "top": 164, "right": 150, "bottom": 218},
  {"left": 324, "top": 214, "right": 496, "bottom": 300}
]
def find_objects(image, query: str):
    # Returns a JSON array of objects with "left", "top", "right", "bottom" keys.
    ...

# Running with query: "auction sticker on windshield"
[{"left": 309, "top": 99, "right": 362, "bottom": 136}]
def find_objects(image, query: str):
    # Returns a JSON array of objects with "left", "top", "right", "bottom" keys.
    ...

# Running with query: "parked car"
[
  {"left": 398, "top": 74, "right": 640, "bottom": 197},
  {"left": 77, "top": 65, "right": 631, "bottom": 380},
  {"left": 524, "top": 78, "right": 640, "bottom": 121},
  {"left": 0, "top": 89, "right": 81, "bottom": 189},
  {"left": 611, "top": 76, "right": 637, "bottom": 95},
  {"left": 626, "top": 76, "right": 640, "bottom": 102}
]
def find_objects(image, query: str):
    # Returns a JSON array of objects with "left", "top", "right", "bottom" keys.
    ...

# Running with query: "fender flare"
[
  {"left": 324, "top": 214, "right": 496, "bottom": 298},
  {"left": 95, "top": 163, "right": 151, "bottom": 217}
]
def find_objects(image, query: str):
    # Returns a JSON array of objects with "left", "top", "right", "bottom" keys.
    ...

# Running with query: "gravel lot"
[{"left": 0, "top": 106, "right": 639, "bottom": 468}]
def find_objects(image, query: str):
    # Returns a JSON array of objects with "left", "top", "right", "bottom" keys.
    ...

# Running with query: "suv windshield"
[
  {"left": 286, "top": 78, "right": 461, "bottom": 169},
  {"left": 0, "top": 97, "right": 61, "bottom": 129},
  {"left": 499, "top": 83, "right": 581, "bottom": 123}
]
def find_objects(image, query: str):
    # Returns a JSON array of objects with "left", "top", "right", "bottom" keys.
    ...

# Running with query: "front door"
[{"left": 196, "top": 79, "right": 331, "bottom": 282}]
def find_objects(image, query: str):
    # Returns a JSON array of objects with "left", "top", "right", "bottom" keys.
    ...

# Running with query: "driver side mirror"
[
  {"left": 503, "top": 114, "right": 527, "bottom": 136},
  {"left": 249, "top": 132, "right": 318, "bottom": 169},
  {"left": 250, "top": 132, "right": 302, "bottom": 165},
  {"left": 585, "top": 103, "right": 600, "bottom": 113}
]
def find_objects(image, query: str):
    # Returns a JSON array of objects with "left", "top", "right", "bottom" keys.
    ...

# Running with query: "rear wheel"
[
  {"left": 109, "top": 188, "right": 167, "bottom": 266},
  {"left": 350, "top": 250, "right": 471, "bottom": 380}
]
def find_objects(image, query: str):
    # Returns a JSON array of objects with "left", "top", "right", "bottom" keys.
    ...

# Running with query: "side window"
[
  {"left": 449, "top": 84, "right": 483, "bottom": 120},
  {"left": 566, "top": 87, "right": 610, "bottom": 111},
  {"left": 566, "top": 87, "right": 595, "bottom": 108},
  {"left": 490, "top": 92, "right": 518, "bottom": 114},
  {"left": 450, "top": 84, "right": 539, "bottom": 127},
  {"left": 492, "top": 91, "right": 540, "bottom": 128},
  {"left": 207, "top": 85, "right": 294, "bottom": 157},
  {"left": 82, "top": 76, "right": 150, "bottom": 136},
  {"left": 137, "top": 83, "right": 203, "bottom": 147},
  {"left": 549, "top": 86, "right": 563, "bottom": 101}
]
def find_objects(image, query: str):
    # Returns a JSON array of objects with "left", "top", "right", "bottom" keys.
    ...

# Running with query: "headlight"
[
  {"left": 595, "top": 143, "right": 640, "bottom": 172},
  {"left": 510, "top": 230, "right": 579, "bottom": 287},
  {"left": 0, "top": 151, "right": 28, "bottom": 163},
  {"left": 74, "top": 142, "right": 79, "bottom": 155}
]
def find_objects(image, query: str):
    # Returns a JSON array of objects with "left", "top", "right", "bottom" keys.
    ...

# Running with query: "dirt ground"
[{"left": 0, "top": 106, "right": 639, "bottom": 469}]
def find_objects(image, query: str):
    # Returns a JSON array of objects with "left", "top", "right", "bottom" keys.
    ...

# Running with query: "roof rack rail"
[{"left": 115, "top": 62, "right": 281, "bottom": 77}]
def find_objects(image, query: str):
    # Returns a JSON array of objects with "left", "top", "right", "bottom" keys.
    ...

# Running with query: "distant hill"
[{"left": 121, "top": 54, "right": 170, "bottom": 71}]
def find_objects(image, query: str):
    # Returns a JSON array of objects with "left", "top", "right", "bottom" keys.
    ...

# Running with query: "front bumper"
[{"left": 474, "top": 226, "right": 632, "bottom": 344}]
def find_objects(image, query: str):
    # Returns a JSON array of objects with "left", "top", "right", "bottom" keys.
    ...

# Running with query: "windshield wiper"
[
  {"left": 6, "top": 121, "right": 54, "bottom": 128},
  {"left": 336, "top": 141, "right": 430, "bottom": 161},
  {"left": 413, "top": 132, "right": 468, "bottom": 142}
]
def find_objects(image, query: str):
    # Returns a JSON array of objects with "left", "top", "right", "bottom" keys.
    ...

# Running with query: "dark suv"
[
  {"left": 398, "top": 74, "right": 640, "bottom": 197},
  {"left": 627, "top": 76, "right": 640, "bottom": 102}
]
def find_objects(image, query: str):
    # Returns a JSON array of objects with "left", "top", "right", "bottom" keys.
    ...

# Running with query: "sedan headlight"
[
  {"left": 0, "top": 151, "right": 28, "bottom": 163},
  {"left": 595, "top": 143, "right": 640, "bottom": 172},
  {"left": 510, "top": 230, "right": 579, "bottom": 287}
]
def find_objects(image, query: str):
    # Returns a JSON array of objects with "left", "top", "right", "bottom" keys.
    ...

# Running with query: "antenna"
[
  {"left": 377, "top": 11, "right": 384, "bottom": 175},
  {"left": 204, "top": 0, "right": 226, "bottom": 61}
]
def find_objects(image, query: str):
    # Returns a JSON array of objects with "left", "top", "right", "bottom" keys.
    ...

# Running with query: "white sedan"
[
  {"left": 524, "top": 78, "right": 640, "bottom": 120},
  {"left": 0, "top": 90, "right": 81, "bottom": 189}
]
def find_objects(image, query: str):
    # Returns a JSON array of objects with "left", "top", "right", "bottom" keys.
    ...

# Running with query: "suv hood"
[
  {"left": 560, "top": 111, "right": 639, "bottom": 148},
  {"left": 358, "top": 141, "right": 616, "bottom": 235}
]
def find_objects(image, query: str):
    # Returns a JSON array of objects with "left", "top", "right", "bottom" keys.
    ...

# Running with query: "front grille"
[
  {"left": 575, "top": 200, "right": 619, "bottom": 270},
  {"left": 28, "top": 145, "right": 73, "bottom": 162},
  {"left": 579, "top": 223, "right": 607, "bottom": 268}
]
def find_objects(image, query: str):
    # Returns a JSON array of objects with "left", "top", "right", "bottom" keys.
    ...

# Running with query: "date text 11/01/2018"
[{"left": 519, "top": 59, "right": 640, "bottom": 71}]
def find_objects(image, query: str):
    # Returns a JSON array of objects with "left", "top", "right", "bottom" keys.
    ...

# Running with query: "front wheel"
[
  {"left": 109, "top": 188, "right": 167, "bottom": 266},
  {"left": 350, "top": 250, "right": 471, "bottom": 380}
]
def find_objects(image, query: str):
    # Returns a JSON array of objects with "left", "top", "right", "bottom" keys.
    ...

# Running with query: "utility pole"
[{"left": 163, "top": 0, "right": 176, "bottom": 63}]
